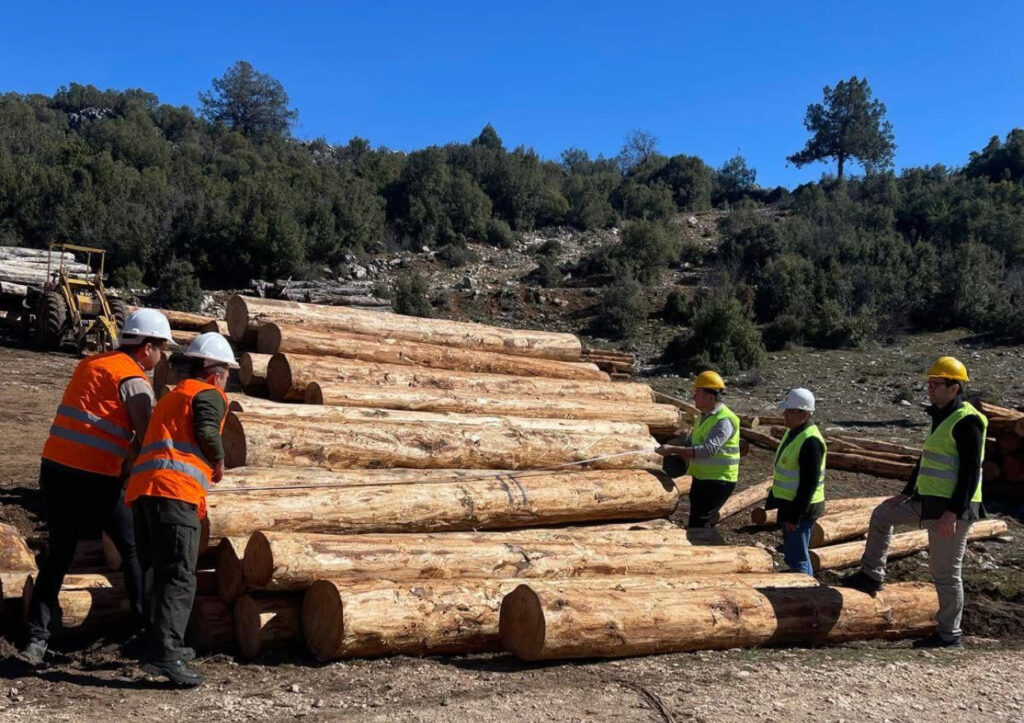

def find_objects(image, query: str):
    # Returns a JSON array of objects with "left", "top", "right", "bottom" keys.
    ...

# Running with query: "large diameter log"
[
  {"left": 267, "top": 352, "right": 652, "bottom": 403},
  {"left": 1, "top": 572, "right": 34, "bottom": 600},
  {"left": 810, "top": 519, "right": 1009, "bottom": 572},
  {"left": 20, "top": 573, "right": 131, "bottom": 633},
  {"left": 810, "top": 507, "right": 877, "bottom": 548},
  {"left": 228, "top": 295, "right": 583, "bottom": 361},
  {"left": 172, "top": 330, "right": 199, "bottom": 347},
  {"left": 500, "top": 582, "right": 938, "bottom": 660},
  {"left": 259, "top": 323, "right": 608, "bottom": 381},
  {"left": 709, "top": 477, "right": 774, "bottom": 525},
  {"left": 0, "top": 523, "right": 37, "bottom": 574},
  {"left": 216, "top": 536, "right": 251, "bottom": 603},
  {"left": 224, "top": 412, "right": 660, "bottom": 472},
  {"left": 234, "top": 593, "right": 302, "bottom": 658},
  {"left": 826, "top": 452, "right": 915, "bottom": 480},
  {"left": 206, "top": 470, "right": 679, "bottom": 539},
  {"left": 187, "top": 595, "right": 236, "bottom": 651},
  {"left": 306, "top": 382, "right": 681, "bottom": 432},
  {"left": 752, "top": 496, "right": 889, "bottom": 526},
  {"left": 238, "top": 353, "right": 271, "bottom": 392},
  {"left": 242, "top": 531, "right": 772, "bottom": 591}
]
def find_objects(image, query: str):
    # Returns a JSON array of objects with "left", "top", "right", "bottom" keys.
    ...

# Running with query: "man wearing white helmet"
[
  {"left": 126, "top": 332, "right": 237, "bottom": 687},
  {"left": 765, "top": 388, "right": 827, "bottom": 575},
  {"left": 21, "top": 309, "right": 173, "bottom": 665}
]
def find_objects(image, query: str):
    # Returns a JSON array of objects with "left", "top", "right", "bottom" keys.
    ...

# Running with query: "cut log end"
[
  {"left": 305, "top": 382, "right": 324, "bottom": 405},
  {"left": 256, "top": 323, "right": 283, "bottom": 355},
  {"left": 242, "top": 532, "right": 272, "bottom": 587},
  {"left": 499, "top": 584, "right": 545, "bottom": 661},
  {"left": 266, "top": 353, "right": 294, "bottom": 401},
  {"left": 216, "top": 537, "right": 246, "bottom": 603},
  {"left": 302, "top": 580, "right": 345, "bottom": 661},
  {"left": 226, "top": 295, "right": 250, "bottom": 341},
  {"left": 223, "top": 412, "right": 247, "bottom": 468}
]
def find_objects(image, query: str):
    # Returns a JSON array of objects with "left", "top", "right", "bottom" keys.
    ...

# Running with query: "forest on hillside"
[{"left": 2, "top": 62, "right": 1023, "bottom": 366}]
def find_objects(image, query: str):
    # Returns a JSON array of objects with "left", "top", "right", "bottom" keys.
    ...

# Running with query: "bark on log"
[
  {"left": 826, "top": 452, "right": 915, "bottom": 481},
  {"left": 652, "top": 392, "right": 699, "bottom": 422},
  {"left": 740, "top": 428, "right": 781, "bottom": 450},
  {"left": 131, "top": 307, "right": 217, "bottom": 332},
  {"left": 0, "top": 523, "right": 37, "bottom": 575},
  {"left": 810, "top": 507, "right": 878, "bottom": 548},
  {"left": 187, "top": 595, "right": 236, "bottom": 651},
  {"left": 0, "top": 572, "right": 33, "bottom": 600},
  {"left": 752, "top": 496, "right": 890, "bottom": 526},
  {"left": 206, "top": 470, "right": 679, "bottom": 540},
  {"left": 201, "top": 319, "right": 229, "bottom": 335},
  {"left": 242, "top": 531, "right": 772, "bottom": 591},
  {"left": 172, "top": 330, "right": 199, "bottom": 347},
  {"left": 215, "top": 536, "right": 250, "bottom": 603},
  {"left": 227, "top": 295, "right": 583, "bottom": 361},
  {"left": 266, "top": 352, "right": 652, "bottom": 403},
  {"left": 223, "top": 411, "right": 660, "bottom": 472},
  {"left": 234, "top": 593, "right": 303, "bottom": 658},
  {"left": 257, "top": 323, "right": 607, "bottom": 381},
  {"left": 0, "top": 281, "right": 28, "bottom": 297},
  {"left": 709, "top": 477, "right": 774, "bottom": 525},
  {"left": 828, "top": 434, "right": 919, "bottom": 456},
  {"left": 810, "top": 519, "right": 1009, "bottom": 572},
  {"left": 238, "top": 353, "right": 271, "bottom": 392},
  {"left": 20, "top": 574, "right": 131, "bottom": 633},
  {"left": 0, "top": 247, "right": 75, "bottom": 261},
  {"left": 499, "top": 582, "right": 939, "bottom": 660},
  {"left": 978, "top": 401, "right": 1022, "bottom": 420},
  {"left": 305, "top": 381, "right": 680, "bottom": 433}
]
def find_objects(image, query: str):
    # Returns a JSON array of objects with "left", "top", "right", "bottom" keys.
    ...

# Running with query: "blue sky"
[{"left": 3, "top": 1, "right": 1022, "bottom": 187}]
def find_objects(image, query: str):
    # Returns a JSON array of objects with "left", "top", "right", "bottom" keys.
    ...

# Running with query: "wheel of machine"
[
  {"left": 36, "top": 292, "right": 67, "bottom": 350},
  {"left": 108, "top": 297, "right": 128, "bottom": 331}
]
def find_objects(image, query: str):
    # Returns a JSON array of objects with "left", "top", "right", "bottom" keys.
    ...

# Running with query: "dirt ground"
[{"left": 1, "top": 337, "right": 1023, "bottom": 722}]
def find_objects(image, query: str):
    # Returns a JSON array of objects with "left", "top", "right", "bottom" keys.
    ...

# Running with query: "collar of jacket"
[{"left": 926, "top": 396, "right": 964, "bottom": 429}]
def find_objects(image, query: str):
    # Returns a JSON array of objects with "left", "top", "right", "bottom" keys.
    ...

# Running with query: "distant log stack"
[
  {"left": 580, "top": 347, "right": 637, "bottom": 377},
  {"left": 0, "top": 523, "right": 38, "bottom": 600},
  {"left": 980, "top": 401, "right": 1024, "bottom": 501}
]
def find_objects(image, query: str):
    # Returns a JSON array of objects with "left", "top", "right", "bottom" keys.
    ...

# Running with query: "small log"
[
  {"left": 652, "top": 392, "right": 699, "bottom": 422},
  {"left": 0, "top": 281, "right": 28, "bottom": 297},
  {"left": 187, "top": 595, "right": 236, "bottom": 651},
  {"left": 737, "top": 414, "right": 760, "bottom": 429},
  {"left": 200, "top": 319, "right": 230, "bottom": 335},
  {"left": 826, "top": 452, "right": 915, "bottom": 480},
  {"left": 740, "top": 428, "right": 781, "bottom": 450},
  {"left": 810, "top": 507, "right": 877, "bottom": 548},
  {"left": 215, "top": 536, "right": 250, "bottom": 603},
  {"left": 101, "top": 531, "right": 122, "bottom": 570},
  {"left": 810, "top": 519, "right": 1009, "bottom": 571},
  {"left": 977, "top": 401, "right": 1022, "bottom": 420},
  {"left": 709, "top": 476, "right": 774, "bottom": 525},
  {"left": 132, "top": 307, "right": 217, "bottom": 332},
  {"left": 238, "top": 352, "right": 271, "bottom": 393},
  {"left": 828, "top": 434, "right": 918, "bottom": 456},
  {"left": 243, "top": 531, "right": 773, "bottom": 591},
  {"left": 499, "top": 582, "right": 938, "bottom": 660},
  {"left": 0, "top": 522, "right": 38, "bottom": 576},
  {"left": 20, "top": 573, "right": 131, "bottom": 633},
  {"left": 234, "top": 593, "right": 302, "bottom": 658},
  {"left": 752, "top": 496, "right": 889, "bottom": 526}
]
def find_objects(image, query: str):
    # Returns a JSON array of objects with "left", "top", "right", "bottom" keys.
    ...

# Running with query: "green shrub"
[
  {"left": 662, "top": 289, "right": 692, "bottom": 325},
  {"left": 109, "top": 262, "right": 147, "bottom": 302},
  {"left": 485, "top": 218, "right": 515, "bottom": 248},
  {"left": 437, "top": 243, "right": 480, "bottom": 268},
  {"left": 593, "top": 276, "right": 649, "bottom": 340},
  {"left": 151, "top": 258, "right": 203, "bottom": 312},
  {"left": 663, "top": 291, "right": 765, "bottom": 374},
  {"left": 393, "top": 273, "right": 433, "bottom": 317},
  {"left": 762, "top": 314, "right": 803, "bottom": 351}
]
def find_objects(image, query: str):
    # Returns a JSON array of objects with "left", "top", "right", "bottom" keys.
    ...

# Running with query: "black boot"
[
  {"left": 839, "top": 570, "right": 884, "bottom": 596},
  {"left": 141, "top": 659, "right": 204, "bottom": 687},
  {"left": 912, "top": 633, "right": 964, "bottom": 650}
]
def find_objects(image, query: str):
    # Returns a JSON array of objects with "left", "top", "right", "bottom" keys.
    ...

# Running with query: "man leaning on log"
[
  {"left": 842, "top": 356, "right": 987, "bottom": 650},
  {"left": 656, "top": 371, "right": 741, "bottom": 527}
]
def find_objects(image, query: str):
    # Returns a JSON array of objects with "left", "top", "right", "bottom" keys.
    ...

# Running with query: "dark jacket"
[{"left": 765, "top": 421, "right": 826, "bottom": 525}]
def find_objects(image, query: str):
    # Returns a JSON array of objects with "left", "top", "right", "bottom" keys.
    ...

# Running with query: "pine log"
[
  {"left": 187, "top": 595, "right": 236, "bottom": 651},
  {"left": 740, "top": 427, "right": 781, "bottom": 450},
  {"left": 215, "top": 536, "right": 250, "bottom": 603},
  {"left": 258, "top": 323, "right": 608, "bottom": 381},
  {"left": 826, "top": 452, "right": 915, "bottom": 480},
  {"left": 234, "top": 593, "right": 303, "bottom": 658},
  {"left": 0, "top": 522, "right": 37, "bottom": 574},
  {"left": 266, "top": 352, "right": 652, "bottom": 403},
  {"left": 20, "top": 573, "right": 131, "bottom": 633},
  {"left": 752, "top": 496, "right": 889, "bottom": 526},
  {"left": 828, "top": 434, "right": 919, "bottom": 456},
  {"left": 810, "top": 507, "right": 878, "bottom": 548},
  {"left": 227, "top": 295, "right": 583, "bottom": 361},
  {"left": 223, "top": 411, "right": 660, "bottom": 471},
  {"left": 132, "top": 307, "right": 217, "bottom": 332},
  {"left": 206, "top": 470, "right": 679, "bottom": 540},
  {"left": 201, "top": 319, "right": 229, "bottom": 335},
  {"left": 0, "top": 247, "right": 75, "bottom": 261},
  {"left": 0, "top": 281, "right": 28, "bottom": 297},
  {"left": 306, "top": 381, "right": 681, "bottom": 433},
  {"left": 243, "top": 531, "right": 773, "bottom": 591},
  {"left": 499, "top": 582, "right": 938, "bottom": 660},
  {"left": 810, "top": 519, "right": 1009, "bottom": 572},
  {"left": 709, "top": 477, "right": 774, "bottom": 525},
  {"left": 226, "top": 394, "right": 290, "bottom": 414},
  {"left": 172, "top": 330, "right": 199, "bottom": 347},
  {"left": 0, "top": 572, "right": 33, "bottom": 600},
  {"left": 978, "top": 401, "right": 1022, "bottom": 420},
  {"left": 756, "top": 415, "right": 787, "bottom": 427},
  {"left": 652, "top": 392, "right": 699, "bottom": 422},
  {"left": 238, "top": 353, "right": 271, "bottom": 392}
]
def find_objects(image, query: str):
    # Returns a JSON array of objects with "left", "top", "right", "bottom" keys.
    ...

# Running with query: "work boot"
[
  {"left": 18, "top": 639, "right": 48, "bottom": 666},
  {"left": 839, "top": 570, "right": 884, "bottom": 596},
  {"left": 141, "top": 659, "right": 204, "bottom": 687},
  {"left": 912, "top": 633, "right": 964, "bottom": 650}
]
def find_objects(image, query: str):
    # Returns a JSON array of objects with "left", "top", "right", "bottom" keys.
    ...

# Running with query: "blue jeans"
[{"left": 782, "top": 519, "right": 815, "bottom": 575}]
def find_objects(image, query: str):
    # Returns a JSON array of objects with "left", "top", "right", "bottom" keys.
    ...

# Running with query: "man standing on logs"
[
  {"left": 125, "top": 332, "right": 237, "bottom": 687},
  {"left": 656, "top": 371, "right": 741, "bottom": 527},
  {"left": 842, "top": 356, "right": 986, "bottom": 650},
  {"left": 765, "top": 388, "right": 826, "bottom": 575},
  {"left": 20, "top": 309, "right": 173, "bottom": 665}
]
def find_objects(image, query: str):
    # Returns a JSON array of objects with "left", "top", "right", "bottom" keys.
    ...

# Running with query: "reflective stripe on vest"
[
  {"left": 916, "top": 402, "right": 986, "bottom": 502},
  {"left": 687, "top": 404, "right": 742, "bottom": 483},
  {"left": 772, "top": 424, "right": 827, "bottom": 503},
  {"left": 131, "top": 458, "right": 212, "bottom": 492},
  {"left": 42, "top": 351, "right": 147, "bottom": 476}
]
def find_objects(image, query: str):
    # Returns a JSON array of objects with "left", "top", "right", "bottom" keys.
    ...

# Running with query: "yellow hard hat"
[
  {"left": 695, "top": 370, "right": 725, "bottom": 390},
  {"left": 926, "top": 356, "right": 969, "bottom": 383}
]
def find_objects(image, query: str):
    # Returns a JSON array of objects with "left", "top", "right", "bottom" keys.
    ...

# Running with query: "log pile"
[
  {"left": 250, "top": 278, "right": 391, "bottom": 310},
  {"left": 979, "top": 401, "right": 1024, "bottom": 502},
  {"left": 580, "top": 347, "right": 637, "bottom": 377},
  {"left": 0, "top": 247, "right": 93, "bottom": 289}
]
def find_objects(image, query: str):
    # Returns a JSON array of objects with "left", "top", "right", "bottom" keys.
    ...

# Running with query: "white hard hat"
[
  {"left": 778, "top": 387, "right": 815, "bottom": 412},
  {"left": 185, "top": 332, "right": 238, "bottom": 369},
  {"left": 119, "top": 308, "right": 173, "bottom": 345}
]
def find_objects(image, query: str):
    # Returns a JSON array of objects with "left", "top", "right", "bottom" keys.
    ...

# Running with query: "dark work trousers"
[
  {"left": 687, "top": 478, "right": 736, "bottom": 528},
  {"left": 25, "top": 460, "right": 143, "bottom": 643},
  {"left": 133, "top": 495, "right": 201, "bottom": 662}
]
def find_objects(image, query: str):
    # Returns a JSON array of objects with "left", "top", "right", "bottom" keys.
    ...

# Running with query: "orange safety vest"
[
  {"left": 42, "top": 351, "right": 148, "bottom": 477},
  {"left": 125, "top": 378, "right": 228, "bottom": 519}
]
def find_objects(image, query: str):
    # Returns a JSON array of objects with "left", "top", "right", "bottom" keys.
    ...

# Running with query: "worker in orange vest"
[
  {"left": 21, "top": 309, "right": 173, "bottom": 665},
  {"left": 125, "top": 332, "right": 237, "bottom": 687}
]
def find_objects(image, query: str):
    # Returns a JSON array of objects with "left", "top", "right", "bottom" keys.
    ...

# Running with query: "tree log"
[
  {"left": 215, "top": 536, "right": 250, "bottom": 603},
  {"left": 810, "top": 507, "right": 878, "bottom": 548},
  {"left": 206, "top": 470, "right": 679, "bottom": 540},
  {"left": 810, "top": 519, "right": 1009, "bottom": 571},
  {"left": 238, "top": 353, "right": 271, "bottom": 392},
  {"left": 739, "top": 428, "right": 781, "bottom": 450},
  {"left": 201, "top": 319, "right": 229, "bottom": 335},
  {"left": 709, "top": 477, "right": 774, "bottom": 525},
  {"left": 20, "top": 573, "right": 131, "bottom": 633},
  {"left": 0, "top": 522, "right": 37, "bottom": 574},
  {"left": 978, "top": 401, "right": 1022, "bottom": 420},
  {"left": 101, "top": 531, "right": 122, "bottom": 570},
  {"left": 132, "top": 307, "right": 217, "bottom": 332},
  {"left": 258, "top": 323, "right": 608, "bottom": 381},
  {"left": 242, "top": 531, "right": 772, "bottom": 591},
  {"left": 828, "top": 434, "right": 919, "bottom": 456},
  {"left": 266, "top": 352, "right": 652, "bottom": 403},
  {"left": 0, "top": 281, "right": 28, "bottom": 297},
  {"left": 0, "top": 247, "right": 75, "bottom": 261},
  {"left": 305, "top": 381, "right": 680, "bottom": 433},
  {"left": 223, "top": 411, "right": 660, "bottom": 471},
  {"left": 0, "top": 572, "right": 33, "bottom": 600},
  {"left": 234, "top": 593, "right": 302, "bottom": 658},
  {"left": 752, "top": 496, "right": 889, "bottom": 526},
  {"left": 187, "top": 595, "right": 236, "bottom": 651},
  {"left": 227, "top": 295, "right": 583, "bottom": 361},
  {"left": 826, "top": 452, "right": 915, "bottom": 480},
  {"left": 499, "top": 582, "right": 938, "bottom": 660}
]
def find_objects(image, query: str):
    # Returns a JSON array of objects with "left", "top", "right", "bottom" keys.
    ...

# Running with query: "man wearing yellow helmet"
[
  {"left": 842, "top": 356, "right": 986, "bottom": 650},
  {"left": 656, "top": 370, "right": 741, "bottom": 527}
]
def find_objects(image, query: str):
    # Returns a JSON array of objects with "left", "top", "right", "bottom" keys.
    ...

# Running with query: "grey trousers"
[{"left": 860, "top": 498, "right": 973, "bottom": 641}]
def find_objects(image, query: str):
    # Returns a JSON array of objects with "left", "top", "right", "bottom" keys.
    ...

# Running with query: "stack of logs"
[
  {"left": 979, "top": 401, "right": 1024, "bottom": 502},
  {"left": 0, "top": 247, "right": 92, "bottom": 302},
  {"left": 249, "top": 279, "right": 390, "bottom": 310},
  {"left": 580, "top": 347, "right": 637, "bottom": 378}
]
